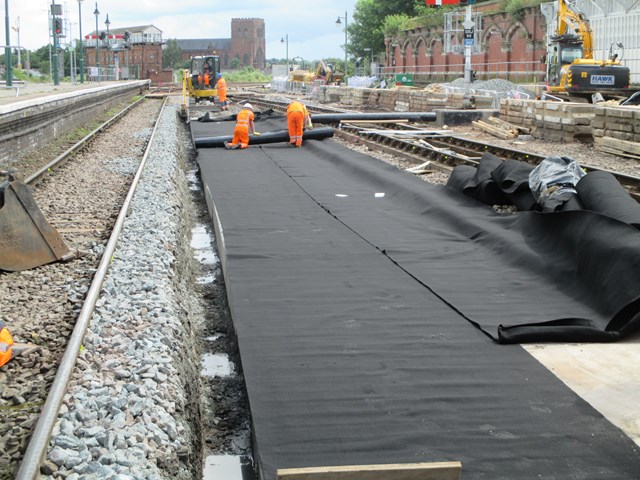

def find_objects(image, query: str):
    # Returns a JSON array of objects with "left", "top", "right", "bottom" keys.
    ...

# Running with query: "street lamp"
[
  {"left": 364, "top": 47, "right": 373, "bottom": 75},
  {"left": 93, "top": 2, "right": 99, "bottom": 70},
  {"left": 104, "top": 13, "right": 110, "bottom": 66},
  {"left": 280, "top": 34, "right": 288, "bottom": 76},
  {"left": 4, "top": 0, "right": 13, "bottom": 86},
  {"left": 78, "top": 0, "right": 85, "bottom": 83},
  {"left": 335, "top": 11, "right": 348, "bottom": 77}
]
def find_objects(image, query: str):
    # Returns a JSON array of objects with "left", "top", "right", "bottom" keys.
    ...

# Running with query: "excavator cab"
[
  {"left": 181, "top": 54, "right": 222, "bottom": 118},
  {"left": 0, "top": 171, "right": 73, "bottom": 271}
]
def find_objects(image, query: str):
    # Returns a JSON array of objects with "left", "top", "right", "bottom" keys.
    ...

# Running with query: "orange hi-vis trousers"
[{"left": 287, "top": 111, "right": 304, "bottom": 146}]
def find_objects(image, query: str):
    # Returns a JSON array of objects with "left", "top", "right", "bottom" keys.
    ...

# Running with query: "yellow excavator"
[
  {"left": 288, "top": 60, "right": 345, "bottom": 85},
  {"left": 181, "top": 54, "right": 221, "bottom": 118},
  {"left": 544, "top": 0, "right": 631, "bottom": 100}
]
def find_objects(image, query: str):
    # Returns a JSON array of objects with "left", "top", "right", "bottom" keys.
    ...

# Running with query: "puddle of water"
[
  {"left": 191, "top": 225, "right": 211, "bottom": 249},
  {"left": 187, "top": 169, "right": 201, "bottom": 191},
  {"left": 195, "top": 251, "right": 219, "bottom": 265},
  {"left": 196, "top": 273, "right": 217, "bottom": 284},
  {"left": 192, "top": 224, "right": 219, "bottom": 265},
  {"left": 201, "top": 353, "right": 234, "bottom": 377},
  {"left": 203, "top": 454, "right": 255, "bottom": 480}
]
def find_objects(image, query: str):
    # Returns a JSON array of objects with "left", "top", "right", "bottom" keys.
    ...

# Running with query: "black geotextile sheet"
[{"left": 193, "top": 118, "right": 640, "bottom": 479}]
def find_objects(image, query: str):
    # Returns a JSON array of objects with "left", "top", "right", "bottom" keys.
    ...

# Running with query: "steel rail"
[
  {"left": 15, "top": 97, "right": 168, "bottom": 480},
  {"left": 25, "top": 95, "right": 148, "bottom": 185}
]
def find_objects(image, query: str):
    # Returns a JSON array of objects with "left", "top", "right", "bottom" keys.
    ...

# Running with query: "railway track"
[
  {"left": 0, "top": 97, "right": 164, "bottom": 479},
  {"left": 239, "top": 95, "right": 640, "bottom": 200}
]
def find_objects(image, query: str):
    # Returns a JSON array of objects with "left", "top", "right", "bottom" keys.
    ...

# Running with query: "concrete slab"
[{"left": 525, "top": 332, "right": 640, "bottom": 447}]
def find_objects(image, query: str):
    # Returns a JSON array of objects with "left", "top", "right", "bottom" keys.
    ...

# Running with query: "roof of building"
[
  {"left": 87, "top": 25, "right": 162, "bottom": 36},
  {"left": 175, "top": 39, "right": 232, "bottom": 51}
]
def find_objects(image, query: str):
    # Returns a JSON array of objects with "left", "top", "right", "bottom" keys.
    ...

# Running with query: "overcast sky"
[{"left": 3, "top": 0, "right": 359, "bottom": 61}]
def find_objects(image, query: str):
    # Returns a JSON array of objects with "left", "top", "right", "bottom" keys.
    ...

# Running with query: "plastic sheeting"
[{"left": 193, "top": 119, "right": 640, "bottom": 479}]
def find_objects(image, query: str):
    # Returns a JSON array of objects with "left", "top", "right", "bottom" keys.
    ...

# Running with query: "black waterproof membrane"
[{"left": 193, "top": 117, "right": 640, "bottom": 479}]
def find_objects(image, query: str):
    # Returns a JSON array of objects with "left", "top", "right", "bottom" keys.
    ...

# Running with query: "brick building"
[
  {"left": 84, "top": 25, "right": 163, "bottom": 80},
  {"left": 176, "top": 18, "right": 266, "bottom": 70},
  {"left": 385, "top": 3, "right": 547, "bottom": 81}
]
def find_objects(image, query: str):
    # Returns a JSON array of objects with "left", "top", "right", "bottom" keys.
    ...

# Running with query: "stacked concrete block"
[
  {"left": 592, "top": 106, "right": 640, "bottom": 142},
  {"left": 500, "top": 99, "right": 600, "bottom": 140},
  {"left": 500, "top": 99, "right": 537, "bottom": 129},
  {"left": 395, "top": 88, "right": 412, "bottom": 112}
]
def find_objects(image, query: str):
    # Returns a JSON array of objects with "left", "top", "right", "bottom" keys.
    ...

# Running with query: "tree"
[
  {"left": 162, "top": 39, "right": 184, "bottom": 69},
  {"left": 349, "top": 0, "right": 421, "bottom": 64}
]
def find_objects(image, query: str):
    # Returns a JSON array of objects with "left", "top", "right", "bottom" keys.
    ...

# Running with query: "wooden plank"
[
  {"left": 595, "top": 136, "right": 640, "bottom": 156},
  {"left": 472, "top": 120, "right": 518, "bottom": 140},
  {"left": 596, "top": 145, "right": 640, "bottom": 160},
  {"left": 486, "top": 116, "right": 528, "bottom": 134},
  {"left": 277, "top": 461, "right": 461, "bottom": 480}
]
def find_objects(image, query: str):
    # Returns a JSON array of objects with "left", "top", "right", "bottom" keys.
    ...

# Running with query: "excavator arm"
[{"left": 557, "top": 0, "right": 593, "bottom": 59}]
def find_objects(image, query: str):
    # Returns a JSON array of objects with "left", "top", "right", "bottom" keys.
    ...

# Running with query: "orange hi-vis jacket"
[
  {"left": 216, "top": 77, "right": 227, "bottom": 102},
  {"left": 229, "top": 109, "right": 255, "bottom": 148},
  {"left": 286, "top": 101, "right": 310, "bottom": 146},
  {"left": 0, "top": 320, "right": 13, "bottom": 367}
]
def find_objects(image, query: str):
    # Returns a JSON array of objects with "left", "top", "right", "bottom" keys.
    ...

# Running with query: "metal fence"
[{"left": 379, "top": 60, "right": 546, "bottom": 85}]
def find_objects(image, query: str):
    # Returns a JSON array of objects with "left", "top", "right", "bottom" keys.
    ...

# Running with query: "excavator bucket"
[{"left": 0, "top": 175, "right": 72, "bottom": 271}]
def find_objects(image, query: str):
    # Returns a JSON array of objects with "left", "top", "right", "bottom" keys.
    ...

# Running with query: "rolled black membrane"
[
  {"left": 194, "top": 127, "right": 334, "bottom": 148},
  {"left": 193, "top": 121, "right": 640, "bottom": 479}
]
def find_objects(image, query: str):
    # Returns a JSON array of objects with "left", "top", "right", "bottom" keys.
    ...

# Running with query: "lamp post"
[
  {"left": 364, "top": 47, "right": 373, "bottom": 75},
  {"left": 4, "top": 0, "right": 12, "bottom": 86},
  {"left": 11, "top": 16, "right": 20, "bottom": 67},
  {"left": 93, "top": 2, "right": 99, "bottom": 71},
  {"left": 280, "top": 34, "right": 288, "bottom": 76},
  {"left": 51, "top": 0, "right": 59, "bottom": 85},
  {"left": 77, "top": 0, "right": 84, "bottom": 82},
  {"left": 104, "top": 13, "right": 110, "bottom": 67},
  {"left": 335, "top": 11, "right": 348, "bottom": 77}
]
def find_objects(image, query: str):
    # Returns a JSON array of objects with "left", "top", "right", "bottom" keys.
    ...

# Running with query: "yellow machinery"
[
  {"left": 288, "top": 60, "right": 345, "bottom": 85},
  {"left": 181, "top": 55, "right": 221, "bottom": 117},
  {"left": 315, "top": 60, "right": 344, "bottom": 85},
  {"left": 544, "top": 0, "right": 631, "bottom": 100}
]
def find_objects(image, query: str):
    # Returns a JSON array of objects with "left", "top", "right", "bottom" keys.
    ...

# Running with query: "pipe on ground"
[
  {"left": 195, "top": 127, "right": 334, "bottom": 148},
  {"left": 311, "top": 112, "right": 437, "bottom": 124}
]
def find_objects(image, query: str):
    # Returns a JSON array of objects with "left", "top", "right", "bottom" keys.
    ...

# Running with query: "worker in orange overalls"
[
  {"left": 286, "top": 100, "right": 312, "bottom": 147},
  {"left": 0, "top": 320, "right": 14, "bottom": 367},
  {"left": 216, "top": 73, "right": 228, "bottom": 110},
  {"left": 224, "top": 103, "right": 257, "bottom": 149}
]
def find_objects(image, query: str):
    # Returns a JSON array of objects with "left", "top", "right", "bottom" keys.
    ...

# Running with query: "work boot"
[{"left": 225, "top": 142, "right": 239, "bottom": 150}]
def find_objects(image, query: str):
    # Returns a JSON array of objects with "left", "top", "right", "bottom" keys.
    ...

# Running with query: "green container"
[{"left": 394, "top": 73, "right": 414, "bottom": 86}]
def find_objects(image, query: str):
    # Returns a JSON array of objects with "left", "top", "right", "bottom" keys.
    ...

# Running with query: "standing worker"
[
  {"left": 216, "top": 73, "right": 228, "bottom": 111},
  {"left": 286, "top": 100, "right": 313, "bottom": 147},
  {"left": 225, "top": 103, "right": 257, "bottom": 149}
]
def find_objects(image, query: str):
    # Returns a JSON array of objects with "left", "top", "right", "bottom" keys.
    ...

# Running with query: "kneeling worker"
[
  {"left": 286, "top": 100, "right": 313, "bottom": 147},
  {"left": 225, "top": 103, "right": 257, "bottom": 149}
]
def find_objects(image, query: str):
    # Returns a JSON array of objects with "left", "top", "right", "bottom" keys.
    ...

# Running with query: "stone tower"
[{"left": 230, "top": 18, "right": 266, "bottom": 69}]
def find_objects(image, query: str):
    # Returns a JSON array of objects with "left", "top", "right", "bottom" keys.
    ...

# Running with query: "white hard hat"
[{"left": 244, "top": 103, "right": 253, "bottom": 110}]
